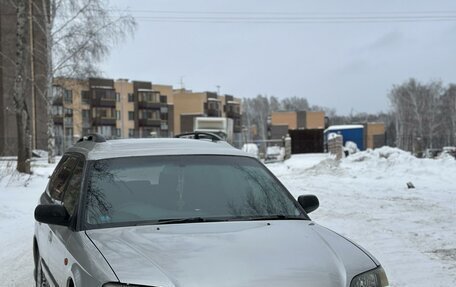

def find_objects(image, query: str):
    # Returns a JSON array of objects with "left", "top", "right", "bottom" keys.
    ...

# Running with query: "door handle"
[{"left": 48, "top": 231, "right": 53, "bottom": 243}]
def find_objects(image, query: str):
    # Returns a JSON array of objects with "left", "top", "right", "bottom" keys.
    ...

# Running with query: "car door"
[
  {"left": 44, "top": 155, "right": 79, "bottom": 285},
  {"left": 52, "top": 158, "right": 85, "bottom": 286},
  {"left": 36, "top": 156, "right": 68, "bottom": 286}
]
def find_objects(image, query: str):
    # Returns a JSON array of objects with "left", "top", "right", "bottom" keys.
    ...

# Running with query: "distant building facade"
[
  {"left": 171, "top": 89, "right": 242, "bottom": 137},
  {"left": 269, "top": 111, "right": 326, "bottom": 154},
  {"left": 52, "top": 78, "right": 175, "bottom": 154},
  {"left": 51, "top": 78, "right": 244, "bottom": 154},
  {"left": 271, "top": 111, "right": 325, "bottom": 131}
]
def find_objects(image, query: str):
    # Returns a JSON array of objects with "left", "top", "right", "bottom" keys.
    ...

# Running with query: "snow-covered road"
[{"left": 0, "top": 148, "right": 455, "bottom": 286}]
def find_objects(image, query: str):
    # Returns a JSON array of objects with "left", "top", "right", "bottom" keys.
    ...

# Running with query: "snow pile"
[
  {"left": 346, "top": 146, "right": 415, "bottom": 163},
  {"left": 0, "top": 158, "right": 57, "bottom": 286},
  {"left": 344, "top": 141, "right": 359, "bottom": 155},
  {"left": 268, "top": 148, "right": 456, "bottom": 287}
]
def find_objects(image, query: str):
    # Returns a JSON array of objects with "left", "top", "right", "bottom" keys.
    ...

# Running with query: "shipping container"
[{"left": 324, "top": 125, "right": 364, "bottom": 151}]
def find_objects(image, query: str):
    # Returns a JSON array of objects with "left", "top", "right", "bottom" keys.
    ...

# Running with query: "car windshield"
[{"left": 84, "top": 155, "right": 305, "bottom": 228}]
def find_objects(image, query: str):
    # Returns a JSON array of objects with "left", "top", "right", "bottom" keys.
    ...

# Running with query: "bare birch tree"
[
  {"left": 440, "top": 84, "right": 456, "bottom": 146},
  {"left": 389, "top": 79, "right": 445, "bottom": 153},
  {"left": 281, "top": 96, "right": 309, "bottom": 111},
  {"left": 31, "top": 0, "right": 136, "bottom": 163},
  {"left": 13, "top": 0, "right": 33, "bottom": 173}
]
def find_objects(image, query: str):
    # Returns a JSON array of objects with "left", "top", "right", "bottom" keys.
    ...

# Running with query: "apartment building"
[
  {"left": 171, "top": 89, "right": 241, "bottom": 135},
  {"left": 52, "top": 78, "right": 175, "bottom": 154},
  {"left": 52, "top": 78, "right": 89, "bottom": 154},
  {"left": 271, "top": 111, "right": 325, "bottom": 131}
]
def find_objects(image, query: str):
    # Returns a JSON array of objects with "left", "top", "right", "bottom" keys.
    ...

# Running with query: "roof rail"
[
  {"left": 76, "top": 133, "right": 107, "bottom": 143},
  {"left": 175, "top": 132, "right": 223, "bottom": 142}
]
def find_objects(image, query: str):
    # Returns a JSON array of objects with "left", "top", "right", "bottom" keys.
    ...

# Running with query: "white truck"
[{"left": 194, "top": 117, "right": 234, "bottom": 143}]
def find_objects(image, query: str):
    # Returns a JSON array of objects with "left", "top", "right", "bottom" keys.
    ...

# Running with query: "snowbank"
[
  {"left": 267, "top": 148, "right": 456, "bottom": 287},
  {"left": 0, "top": 158, "right": 57, "bottom": 286}
]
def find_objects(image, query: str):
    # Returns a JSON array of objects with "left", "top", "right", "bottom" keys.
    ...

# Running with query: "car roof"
[{"left": 67, "top": 138, "right": 254, "bottom": 160}]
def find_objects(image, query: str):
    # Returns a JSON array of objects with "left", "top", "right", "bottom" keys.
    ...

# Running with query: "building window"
[
  {"left": 128, "top": 129, "right": 135, "bottom": 138},
  {"left": 115, "top": 128, "right": 121, "bottom": 138},
  {"left": 116, "top": 111, "right": 121, "bottom": 120},
  {"left": 52, "top": 105, "right": 63, "bottom": 116},
  {"left": 160, "top": 106, "right": 168, "bottom": 113},
  {"left": 96, "top": 126, "right": 114, "bottom": 137},
  {"left": 81, "top": 91, "right": 90, "bottom": 105},
  {"left": 128, "top": 111, "right": 135, "bottom": 121},
  {"left": 82, "top": 110, "right": 90, "bottom": 120},
  {"left": 99, "top": 109, "right": 107, "bottom": 118},
  {"left": 95, "top": 89, "right": 116, "bottom": 101},
  {"left": 138, "top": 110, "right": 159, "bottom": 120},
  {"left": 116, "top": 93, "right": 120, "bottom": 102},
  {"left": 93, "top": 107, "right": 115, "bottom": 118},
  {"left": 138, "top": 92, "right": 160, "bottom": 103},
  {"left": 128, "top": 93, "right": 134, "bottom": 102},
  {"left": 64, "top": 90, "right": 73, "bottom": 104},
  {"left": 64, "top": 108, "right": 73, "bottom": 117},
  {"left": 64, "top": 117, "right": 73, "bottom": 126}
]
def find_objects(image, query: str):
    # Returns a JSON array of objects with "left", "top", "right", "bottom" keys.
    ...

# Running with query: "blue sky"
[{"left": 103, "top": 0, "right": 456, "bottom": 114}]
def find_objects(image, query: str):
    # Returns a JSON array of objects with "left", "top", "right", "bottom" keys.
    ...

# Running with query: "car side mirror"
[
  {"left": 298, "top": 195, "right": 319, "bottom": 214},
  {"left": 34, "top": 204, "right": 70, "bottom": 226}
]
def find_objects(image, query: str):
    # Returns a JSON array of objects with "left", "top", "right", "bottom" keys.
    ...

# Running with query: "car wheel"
[{"left": 35, "top": 256, "right": 50, "bottom": 287}]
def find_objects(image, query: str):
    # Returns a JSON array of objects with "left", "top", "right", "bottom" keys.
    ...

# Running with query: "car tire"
[{"left": 35, "top": 255, "right": 50, "bottom": 287}]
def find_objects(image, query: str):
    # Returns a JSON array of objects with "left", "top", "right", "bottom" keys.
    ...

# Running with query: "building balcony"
[
  {"left": 91, "top": 98, "right": 116, "bottom": 108},
  {"left": 138, "top": 118, "right": 161, "bottom": 127},
  {"left": 52, "top": 96, "right": 63, "bottom": 106},
  {"left": 207, "top": 109, "right": 221, "bottom": 117},
  {"left": 53, "top": 115, "right": 63, "bottom": 125},
  {"left": 226, "top": 110, "right": 241, "bottom": 119},
  {"left": 138, "top": 101, "right": 162, "bottom": 109},
  {"left": 92, "top": 117, "right": 116, "bottom": 126}
]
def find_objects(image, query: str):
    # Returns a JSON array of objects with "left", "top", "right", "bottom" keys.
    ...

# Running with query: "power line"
[
  {"left": 105, "top": 9, "right": 456, "bottom": 16},
  {"left": 3, "top": 10, "right": 456, "bottom": 24},
  {"left": 96, "top": 10, "right": 456, "bottom": 24}
]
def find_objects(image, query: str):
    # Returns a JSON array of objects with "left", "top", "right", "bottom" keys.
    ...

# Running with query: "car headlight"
[{"left": 350, "top": 266, "right": 389, "bottom": 287}]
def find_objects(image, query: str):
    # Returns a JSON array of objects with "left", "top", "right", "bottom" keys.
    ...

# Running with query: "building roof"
[
  {"left": 68, "top": 138, "right": 253, "bottom": 160},
  {"left": 324, "top": 125, "right": 364, "bottom": 133}
]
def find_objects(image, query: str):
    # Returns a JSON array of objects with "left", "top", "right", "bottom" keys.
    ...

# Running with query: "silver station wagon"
[{"left": 34, "top": 133, "right": 389, "bottom": 287}]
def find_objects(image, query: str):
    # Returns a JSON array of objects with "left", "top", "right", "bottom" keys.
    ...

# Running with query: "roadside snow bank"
[
  {"left": 267, "top": 148, "right": 456, "bottom": 287},
  {"left": 0, "top": 159, "right": 57, "bottom": 286}
]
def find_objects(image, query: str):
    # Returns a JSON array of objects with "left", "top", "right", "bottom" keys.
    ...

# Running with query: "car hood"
[{"left": 86, "top": 221, "right": 377, "bottom": 287}]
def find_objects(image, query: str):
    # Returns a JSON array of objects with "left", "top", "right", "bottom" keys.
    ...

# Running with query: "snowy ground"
[{"left": 0, "top": 148, "right": 455, "bottom": 286}]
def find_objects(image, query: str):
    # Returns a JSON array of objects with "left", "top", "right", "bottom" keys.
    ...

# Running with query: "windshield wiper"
[
  {"left": 243, "top": 215, "right": 307, "bottom": 221},
  {"left": 155, "top": 215, "right": 306, "bottom": 225},
  {"left": 156, "top": 217, "right": 227, "bottom": 225}
]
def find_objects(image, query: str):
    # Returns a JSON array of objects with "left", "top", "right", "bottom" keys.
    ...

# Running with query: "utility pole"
[{"left": 179, "top": 76, "right": 185, "bottom": 90}]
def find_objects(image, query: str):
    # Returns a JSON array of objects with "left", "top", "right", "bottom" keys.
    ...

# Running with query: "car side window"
[
  {"left": 63, "top": 160, "right": 84, "bottom": 216},
  {"left": 49, "top": 156, "right": 78, "bottom": 201}
]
